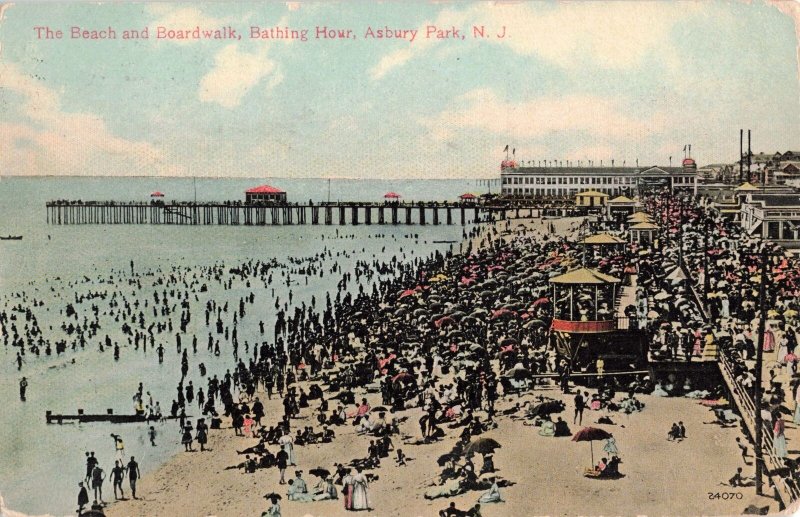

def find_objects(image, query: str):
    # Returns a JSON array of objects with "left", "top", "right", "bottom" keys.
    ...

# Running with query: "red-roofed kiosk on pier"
[{"left": 245, "top": 184, "right": 287, "bottom": 204}]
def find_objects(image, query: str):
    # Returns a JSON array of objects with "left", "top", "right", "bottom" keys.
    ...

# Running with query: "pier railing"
[
  {"left": 44, "top": 200, "right": 576, "bottom": 226},
  {"left": 46, "top": 200, "right": 492, "bottom": 226},
  {"left": 718, "top": 350, "right": 800, "bottom": 505}
]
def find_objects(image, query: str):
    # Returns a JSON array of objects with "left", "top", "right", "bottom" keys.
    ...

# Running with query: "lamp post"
[
  {"left": 754, "top": 245, "right": 769, "bottom": 496},
  {"left": 703, "top": 218, "right": 710, "bottom": 306},
  {"left": 678, "top": 198, "right": 685, "bottom": 268}
]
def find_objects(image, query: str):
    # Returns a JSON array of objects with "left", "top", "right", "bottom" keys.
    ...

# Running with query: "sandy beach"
[
  {"left": 104, "top": 216, "right": 776, "bottom": 517},
  {"left": 106, "top": 374, "right": 773, "bottom": 517}
]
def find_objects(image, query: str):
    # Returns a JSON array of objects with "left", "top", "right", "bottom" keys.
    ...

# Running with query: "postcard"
[{"left": 1, "top": 1, "right": 800, "bottom": 516}]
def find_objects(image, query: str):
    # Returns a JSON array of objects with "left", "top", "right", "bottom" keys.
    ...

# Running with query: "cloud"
[
  {"left": 420, "top": 88, "right": 659, "bottom": 142},
  {"left": 370, "top": 48, "right": 415, "bottom": 80},
  {"left": 0, "top": 3, "right": 11, "bottom": 22},
  {"left": 369, "top": 6, "right": 473, "bottom": 80},
  {"left": 483, "top": 2, "right": 691, "bottom": 69},
  {"left": 0, "top": 62, "right": 166, "bottom": 176},
  {"left": 198, "top": 44, "right": 280, "bottom": 108},
  {"left": 370, "top": 2, "right": 693, "bottom": 78}
]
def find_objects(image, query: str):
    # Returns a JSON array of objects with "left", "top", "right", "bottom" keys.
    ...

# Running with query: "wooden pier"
[
  {"left": 45, "top": 201, "right": 560, "bottom": 226},
  {"left": 45, "top": 408, "right": 182, "bottom": 425}
]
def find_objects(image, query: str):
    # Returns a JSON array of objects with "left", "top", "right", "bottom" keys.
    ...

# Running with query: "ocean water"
[{"left": 0, "top": 176, "right": 484, "bottom": 515}]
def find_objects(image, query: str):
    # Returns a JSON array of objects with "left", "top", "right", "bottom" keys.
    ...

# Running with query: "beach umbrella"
[
  {"left": 524, "top": 319, "right": 546, "bottom": 329},
  {"left": 309, "top": 467, "right": 331, "bottom": 478},
  {"left": 392, "top": 372, "right": 413, "bottom": 384},
  {"left": 398, "top": 289, "right": 417, "bottom": 300},
  {"left": 529, "top": 400, "right": 565, "bottom": 418},
  {"left": 572, "top": 427, "right": 612, "bottom": 465},
  {"left": 263, "top": 492, "right": 283, "bottom": 501},
  {"left": 429, "top": 302, "right": 444, "bottom": 312},
  {"left": 150, "top": 191, "right": 164, "bottom": 197},
  {"left": 371, "top": 406, "right": 388, "bottom": 413},
  {"left": 464, "top": 437, "right": 502, "bottom": 456},
  {"left": 334, "top": 390, "right": 354, "bottom": 401},
  {"left": 384, "top": 192, "right": 401, "bottom": 199},
  {"left": 504, "top": 365, "right": 530, "bottom": 380},
  {"left": 770, "top": 404, "right": 793, "bottom": 416},
  {"left": 491, "top": 308, "right": 516, "bottom": 320},
  {"left": 437, "top": 453, "right": 459, "bottom": 466},
  {"left": 434, "top": 316, "right": 456, "bottom": 328},
  {"left": 532, "top": 297, "right": 550, "bottom": 307}
]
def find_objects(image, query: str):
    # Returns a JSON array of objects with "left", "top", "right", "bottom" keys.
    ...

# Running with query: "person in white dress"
[
  {"left": 278, "top": 431, "right": 295, "bottom": 466},
  {"left": 350, "top": 467, "right": 370, "bottom": 511}
]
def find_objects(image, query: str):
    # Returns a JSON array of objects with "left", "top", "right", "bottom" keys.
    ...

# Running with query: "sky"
[{"left": 0, "top": 1, "right": 798, "bottom": 179}]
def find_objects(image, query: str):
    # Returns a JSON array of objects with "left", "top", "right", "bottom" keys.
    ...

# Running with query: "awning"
[{"left": 549, "top": 267, "right": 621, "bottom": 285}]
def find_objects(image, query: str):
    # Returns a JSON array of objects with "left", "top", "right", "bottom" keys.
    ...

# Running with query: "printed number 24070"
[{"left": 708, "top": 492, "right": 742, "bottom": 500}]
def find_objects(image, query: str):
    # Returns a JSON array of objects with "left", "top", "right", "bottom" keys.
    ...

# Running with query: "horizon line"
[{"left": 0, "top": 174, "right": 497, "bottom": 181}]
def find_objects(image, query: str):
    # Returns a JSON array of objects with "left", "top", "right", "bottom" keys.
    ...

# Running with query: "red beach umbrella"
[
  {"left": 392, "top": 372, "right": 413, "bottom": 384},
  {"left": 572, "top": 427, "right": 612, "bottom": 465},
  {"left": 150, "top": 191, "right": 164, "bottom": 197},
  {"left": 384, "top": 192, "right": 401, "bottom": 199}
]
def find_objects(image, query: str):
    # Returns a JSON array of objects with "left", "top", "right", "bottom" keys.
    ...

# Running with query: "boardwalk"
[
  {"left": 718, "top": 350, "right": 800, "bottom": 506},
  {"left": 44, "top": 201, "right": 575, "bottom": 226}
]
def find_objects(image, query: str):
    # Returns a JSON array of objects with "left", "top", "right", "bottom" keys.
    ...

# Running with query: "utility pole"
[
  {"left": 754, "top": 244, "right": 769, "bottom": 495},
  {"left": 739, "top": 129, "right": 744, "bottom": 184},
  {"left": 748, "top": 130, "right": 752, "bottom": 183},
  {"left": 678, "top": 198, "right": 685, "bottom": 267},
  {"left": 703, "top": 218, "right": 711, "bottom": 306}
]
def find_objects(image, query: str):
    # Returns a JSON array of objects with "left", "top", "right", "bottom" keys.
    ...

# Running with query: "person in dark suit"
[
  {"left": 77, "top": 482, "right": 89, "bottom": 515},
  {"left": 573, "top": 392, "right": 585, "bottom": 425}
]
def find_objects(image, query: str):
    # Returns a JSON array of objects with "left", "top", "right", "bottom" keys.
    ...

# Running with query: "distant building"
[
  {"left": 606, "top": 195, "right": 637, "bottom": 220},
  {"left": 500, "top": 159, "right": 698, "bottom": 197},
  {"left": 575, "top": 190, "right": 609, "bottom": 208},
  {"left": 775, "top": 161, "right": 800, "bottom": 187},
  {"left": 697, "top": 163, "right": 733, "bottom": 183},
  {"left": 740, "top": 193, "right": 800, "bottom": 244},
  {"left": 245, "top": 184, "right": 287, "bottom": 204}
]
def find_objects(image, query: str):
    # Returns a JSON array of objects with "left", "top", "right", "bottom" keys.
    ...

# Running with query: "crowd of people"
[{"left": 5, "top": 190, "right": 800, "bottom": 515}]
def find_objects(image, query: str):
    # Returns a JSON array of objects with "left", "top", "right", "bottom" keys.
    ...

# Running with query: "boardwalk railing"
[{"left": 718, "top": 350, "right": 800, "bottom": 505}]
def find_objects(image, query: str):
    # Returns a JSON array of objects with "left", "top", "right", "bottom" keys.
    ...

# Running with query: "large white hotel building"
[{"left": 500, "top": 158, "right": 699, "bottom": 197}]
